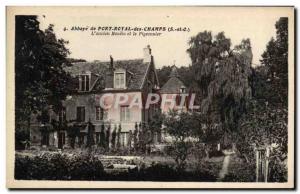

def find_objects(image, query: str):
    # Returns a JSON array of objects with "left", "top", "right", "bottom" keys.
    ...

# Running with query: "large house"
[{"left": 30, "top": 45, "right": 160, "bottom": 149}]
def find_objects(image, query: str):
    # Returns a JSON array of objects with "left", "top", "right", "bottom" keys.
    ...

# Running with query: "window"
[
  {"left": 95, "top": 106, "right": 108, "bottom": 121},
  {"left": 103, "top": 109, "right": 108, "bottom": 120},
  {"left": 76, "top": 106, "right": 85, "bottom": 122},
  {"left": 180, "top": 86, "right": 186, "bottom": 93},
  {"left": 78, "top": 75, "right": 90, "bottom": 91},
  {"left": 114, "top": 72, "right": 125, "bottom": 89},
  {"left": 96, "top": 132, "right": 100, "bottom": 144},
  {"left": 120, "top": 106, "right": 130, "bottom": 121},
  {"left": 95, "top": 106, "right": 101, "bottom": 121},
  {"left": 59, "top": 107, "right": 66, "bottom": 123}
]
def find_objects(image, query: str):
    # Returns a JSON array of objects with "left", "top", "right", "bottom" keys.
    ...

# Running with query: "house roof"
[
  {"left": 160, "top": 65, "right": 186, "bottom": 94},
  {"left": 169, "top": 65, "right": 180, "bottom": 78},
  {"left": 64, "top": 59, "right": 151, "bottom": 92}
]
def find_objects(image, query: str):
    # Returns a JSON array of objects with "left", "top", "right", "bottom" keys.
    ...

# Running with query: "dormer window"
[
  {"left": 114, "top": 71, "right": 126, "bottom": 89},
  {"left": 78, "top": 74, "right": 90, "bottom": 91},
  {"left": 180, "top": 86, "right": 186, "bottom": 93}
]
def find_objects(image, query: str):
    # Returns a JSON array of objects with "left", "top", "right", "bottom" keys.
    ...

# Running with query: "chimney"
[
  {"left": 105, "top": 55, "right": 114, "bottom": 89},
  {"left": 109, "top": 55, "right": 114, "bottom": 69},
  {"left": 143, "top": 45, "right": 152, "bottom": 63}
]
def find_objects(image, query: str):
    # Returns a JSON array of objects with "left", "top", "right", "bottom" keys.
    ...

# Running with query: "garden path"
[{"left": 218, "top": 150, "right": 235, "bottom": 180}]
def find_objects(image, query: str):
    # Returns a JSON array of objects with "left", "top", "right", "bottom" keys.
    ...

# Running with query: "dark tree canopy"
[
  {"left": 260, "top": 17, "right": 288, "bottom": 105},
  {"left": 236, "top": 17, "right": 289, "bottom": 181},
  {"left": 157, "top": 66, "right": 172, "bottom": 87},
  {"left": 163, "top": 110, "right": 195, "bottom": 170},
  {"left": 186, "top": 31, "right": 253, "bottom": 136},
  {"left": 15, "top": 16, "right": 72, "bottom": 124}
]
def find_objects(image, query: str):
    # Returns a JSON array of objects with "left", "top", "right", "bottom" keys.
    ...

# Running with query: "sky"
[{"left": 36, "top": 7, "right": 292, "bottom": 68}]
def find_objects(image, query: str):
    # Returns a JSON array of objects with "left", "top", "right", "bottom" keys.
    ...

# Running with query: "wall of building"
[
  {"left": 64, "top": 92, "right": 143, "bottom": 130},
  {"left": 160, "top": 93, "right": 188, "bottom": 114}
]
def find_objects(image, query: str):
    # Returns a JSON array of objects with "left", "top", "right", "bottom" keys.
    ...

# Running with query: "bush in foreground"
[
  {"left": 15, "top": 152, "right": 105, "bottom": 180},
  {"left": 15, "top": 152, "right": 218, "bottom": 181}
]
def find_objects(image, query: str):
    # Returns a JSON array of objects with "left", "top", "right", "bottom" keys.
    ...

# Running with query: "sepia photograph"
[{"left": 6, "top": 6, "right": 295, "bottom": 189}]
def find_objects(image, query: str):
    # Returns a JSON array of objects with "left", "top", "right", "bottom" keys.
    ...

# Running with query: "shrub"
[
  {"left": 221, "top": 157, "right": 256, "bottom": 182},
  {"left": 15, "top": 156, "right": 31, "bottom": 179},
  {"left": 68, "top": 154, "right": 105, "bottom": 180},
  {"left": 15, "top": 152, "right": 218, "bottom": 181},
  {"left": 208, "top": 150, "right": 224, "bottom": 158},
  {"left": 15, "top": 152, "right": 105, "bottom": 180},
  {"left": 268, "top": 159, "right": 287, "bottom": 182},
  {"left": 141, "top": 163, "right": 177, "bottom": 181},
  {"left": 139, "top": 163, "right": 217, "bottom": 182}
]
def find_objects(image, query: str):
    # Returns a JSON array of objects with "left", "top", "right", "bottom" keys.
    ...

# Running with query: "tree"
[
  {"left": 86, "top": 120, "right": 95, "bottom": 148},
  {"left": 138, "top": 122, "right": 146, "bottom": 153},
  {"left": 116, "top": 124, "right": 121, "bottom": 149},
  {"left": 156, "top": 66, "right": 172, "bottom": 87},
  {"left": 148, "top": 111, "right": 164, "bottom": 134},
  {"left": 105, "top": 125, "right": 111, "bottom": 150},
  {"left": 99, "top": 123, "right": 106, "bottom": 148},
  {"left": 15, "top": 16, "right": 72, "bottom": 147},
  {"left": 111, "top": 125, "right": 117, "bottom": 149},
  {"left": 127, "top": 130, "right": 133, "bottom": 149},
  {"left": 188, "top": 111, "right": 224, "bottom": 157},
  {"left": 236, "top": 17, "right": 289, "bottom": 182},
  {"left": 133, "top": 122, "right": 139, "bottom": 152},
  {"left": 232, "top": 18, "right": 288, "bottom": 182},
  {"left": 164, "top": 110, "right": 197, "bottom": 171},
  {"left": 66, "top": 121, "right": 80, "bottom": 149},
  {"left": 187, "top": 31, "right": 253, "bottom": 145},
  {"left": 236, "top": 91, "right": 288, "bottom": 181},
  {"left": 260, "top": 17, "right": 288, "bottom": 105},
  {"left": 147, "top": 111, "right": 164, "bottom": 146}
]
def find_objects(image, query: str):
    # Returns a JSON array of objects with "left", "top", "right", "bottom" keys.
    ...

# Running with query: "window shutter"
[
  {"left": 86, "top": 75, "right": 90, "bottom": 91},
  {"left": 126, "top": 107, "right": 130, "bottom": 121},
  {"left": 81, "top": 107, "right": 85, "bottom": 122},
  {"left": 77, "top": 107, "right": 85, "bottom": 122},
  {"left": 81, "top": 76, "right": 85, "bottom": 91},
  {"left": 78, "top": 76, "right": 82, "bottom": 91},
  {"left": 76, "top": 107, "right": 80, "bottom": 121}
]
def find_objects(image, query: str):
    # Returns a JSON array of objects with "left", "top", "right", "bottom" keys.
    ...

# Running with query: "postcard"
[{"left": 6, "top": 6, "right": 295, "bottom": 189}]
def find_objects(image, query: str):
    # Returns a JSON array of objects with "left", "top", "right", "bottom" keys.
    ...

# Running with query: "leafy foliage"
[
  {"left": 15, "top": 16, "right": 72, "bottom": 147},
  {"left": 86, "top": 121, "right": 95, "bottom": 148},
  {"left": 15, "top": 152, "right": 105, "bottom": 180},
  {"left": 100, "top": 123, "right": 106, "bottom": 148},
  {"left": 260, "top": 17, "right": 288, "bottom": 105},
  {"left": 15, "top": 16, "right": 71, "bottom": 118},
  {"left": 186, "top": 31, "right": 253, "bottom": 143},
  {"left": 148, "top": 111, "right": 164, "bottom": 134},
  {"left": 163, "top": 110, "right": 197, "bottom": 170},
  {"left": 111, "top": 125, "right": 117, "bottom": 149},
  {"left": 236, "top": 17, "right": 289, "bottom": 182},
  {"left": 15, "top": 152, "right": 220, "bottom": 181},
  {"left": 133, "top": 123, "right": 139, "bottom": 151},
  {"left": 66, "top": 122, "right": 80, "bottom": 148},
  {"left": 116, "top": 124, "right": 121, "bottom": 149}
]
